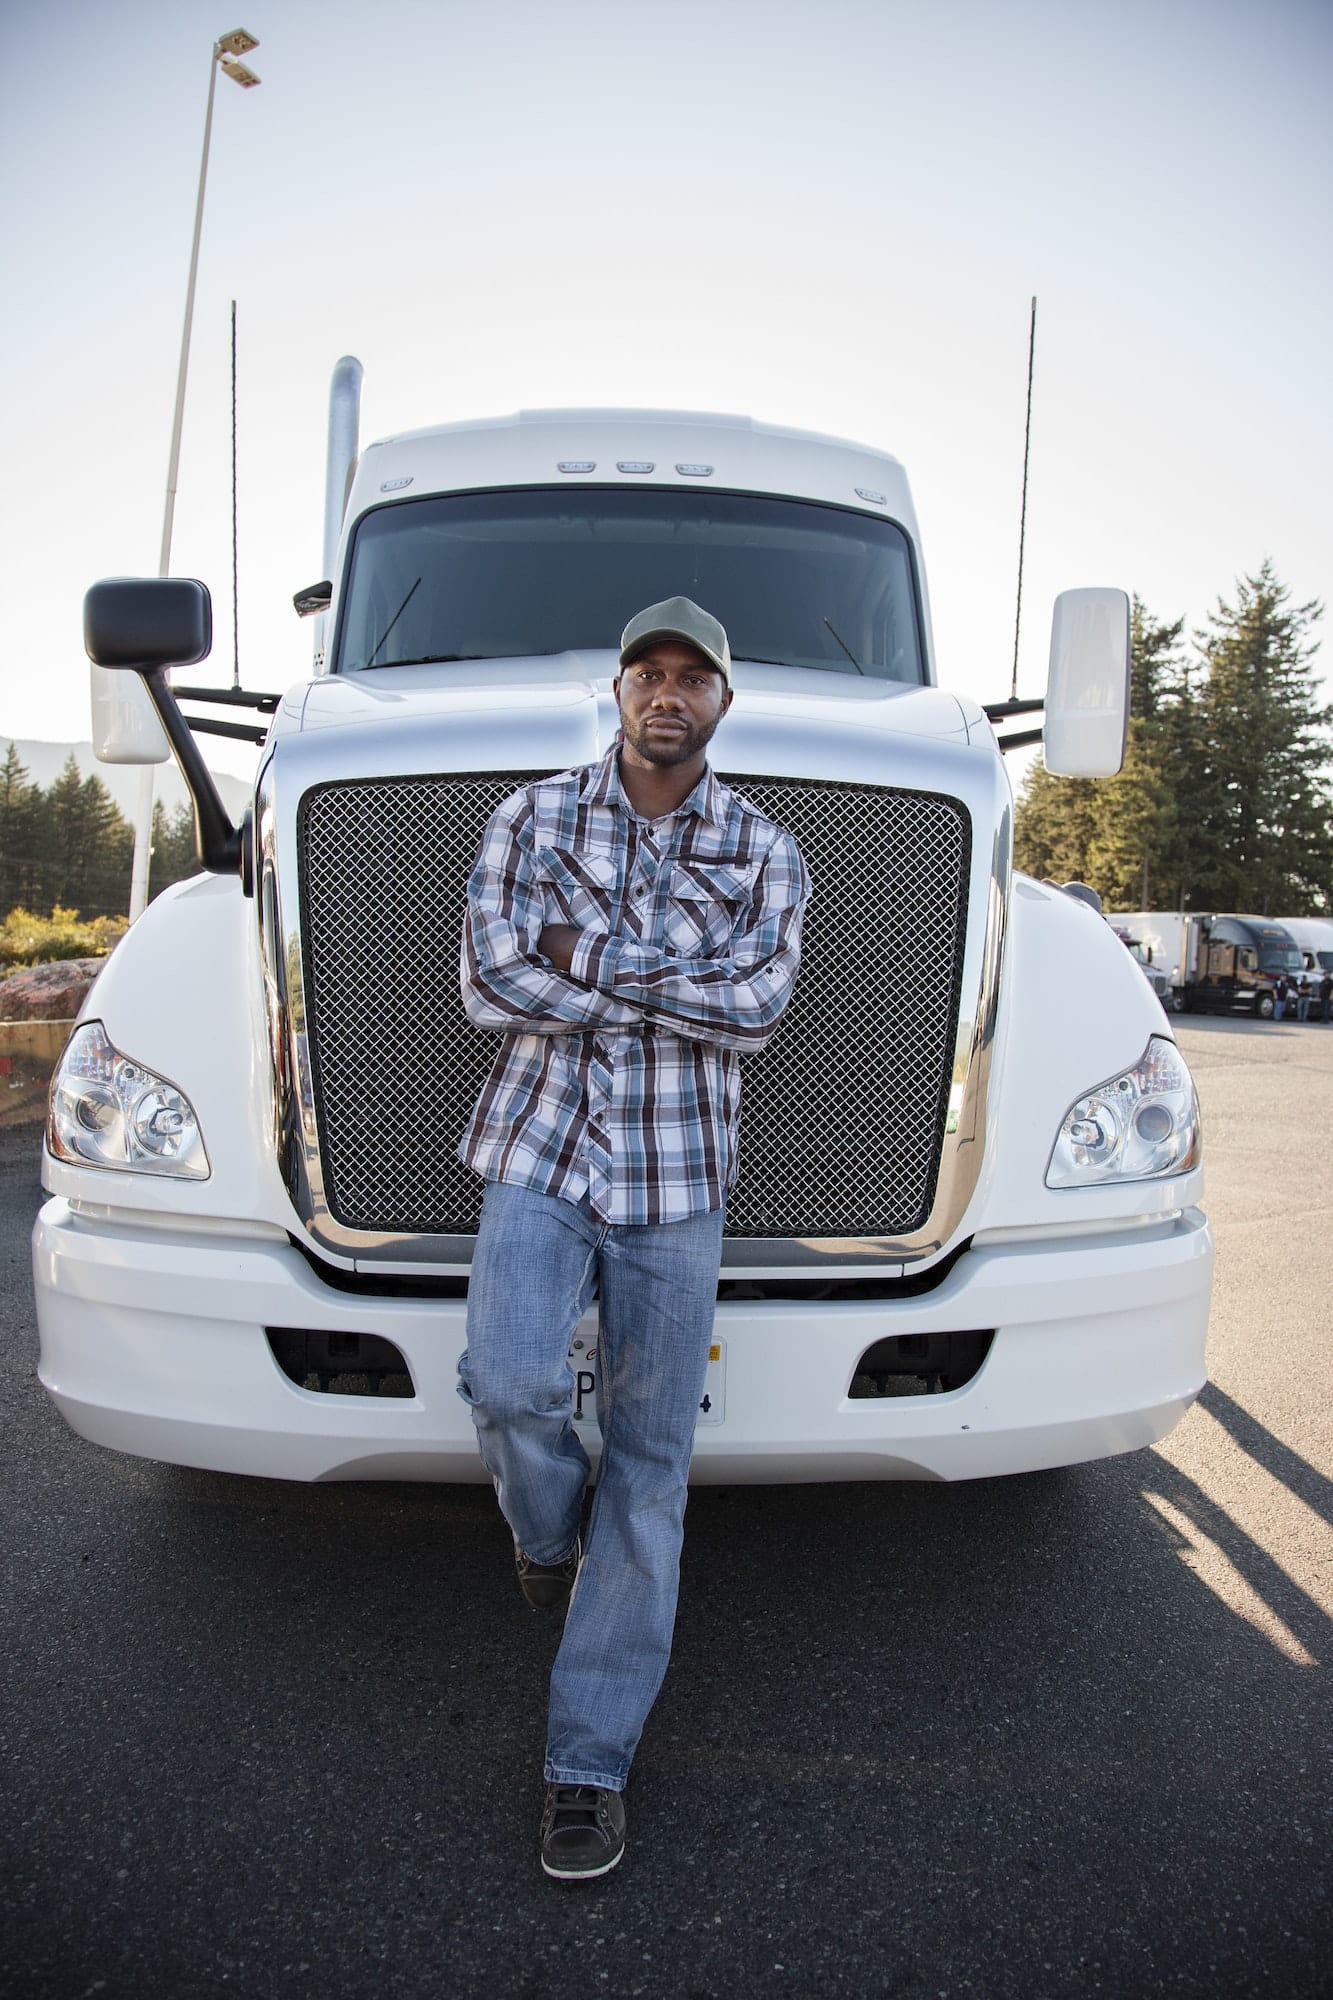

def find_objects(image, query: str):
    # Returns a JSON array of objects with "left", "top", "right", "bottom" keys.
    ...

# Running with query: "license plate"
[{"left": 568, "top": 1328, "right": 725, "bottom": 1428}]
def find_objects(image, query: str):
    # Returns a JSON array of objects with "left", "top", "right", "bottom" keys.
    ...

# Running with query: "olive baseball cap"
[{"left": 618, "top": 596, "right": 732, "bottom": 684}]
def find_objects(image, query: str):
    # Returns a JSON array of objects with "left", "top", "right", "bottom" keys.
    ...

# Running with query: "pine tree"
[
  {"left": 42, "top": 754, "right": 135, "bottom": 920},
  {"left": 148, "top": 800, "right": 202, "bottom": 901},
  {"left": 1086, "top": 717, "right": 1176, "bottom": 907},
  {"left": 1012, "top": 760, "right": 1101, "bottom": 885},
  {"left": 1189, "top": 564, "right": 1331, "bottom": 913},
  {"left": 1130, "top": 597, "right": 1185, "bottom": 724},
  {"left": 1119, "top": 600, "right": 1193, "bottom": 906},
  {"left": 0, "top": 744, "right": 45, "bottom": 914}
]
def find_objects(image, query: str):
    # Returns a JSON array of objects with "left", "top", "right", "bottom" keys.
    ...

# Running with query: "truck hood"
[{"left": 273, "top": 653, "right": 981, "bottom": 786}]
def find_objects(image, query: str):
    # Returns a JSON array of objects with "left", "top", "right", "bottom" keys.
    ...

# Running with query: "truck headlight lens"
[
  {"left": 48, "top": 1022, "right": 209, "bottom": 1178},
  {"left": 1046, "top": 1035, "right": 1200, "bottom": 1187}
]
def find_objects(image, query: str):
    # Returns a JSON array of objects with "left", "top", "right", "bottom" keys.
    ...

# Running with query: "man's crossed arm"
[{"left": 461, "top": 795, "right": 809, "bottom": 1054}]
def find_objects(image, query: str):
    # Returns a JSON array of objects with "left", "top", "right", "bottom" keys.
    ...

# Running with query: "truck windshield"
[
  {"left": 1259, "top": 948, "right": 1303, "bottom": 973},
  {"left": 334, "top": 487, "right": 925, "bottom": 682}
]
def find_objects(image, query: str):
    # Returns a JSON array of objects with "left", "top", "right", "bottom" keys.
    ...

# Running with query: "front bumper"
[{"left": 33, "top": 1201, "right": 1213, "bottom": 1483}]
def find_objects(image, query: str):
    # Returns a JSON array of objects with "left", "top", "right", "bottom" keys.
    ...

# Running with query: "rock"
[{"left": 0, "top": 958, "right": 107, "bottom": 1023}]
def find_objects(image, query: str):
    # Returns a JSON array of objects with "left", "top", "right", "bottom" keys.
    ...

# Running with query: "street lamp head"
[
  {"left": 216, "top": 28, "right": 259, "bottom": 57},
  {"left": 220, "top": 56, "right": 261, "bottom": 86}
]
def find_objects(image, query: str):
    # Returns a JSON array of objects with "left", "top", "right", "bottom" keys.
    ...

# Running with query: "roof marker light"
[
  {"left": 557, "top": 460, "right": 596, "bottom": 474},
  {"left": 856, "top": 487, "right": 887, "bottom": 505},
  {"left": 380, "top": 476, "right": 413, "bottom": 492},
  {"left": 676, "top": 463, "right": 714, "bottom": 477},
  {"left": 617, "top": 461, "right": 655, "bottom": 474}
]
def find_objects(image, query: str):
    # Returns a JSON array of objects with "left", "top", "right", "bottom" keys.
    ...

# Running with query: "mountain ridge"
[{"left": 2, "top": 737, "right": 253, "bottom": 824}]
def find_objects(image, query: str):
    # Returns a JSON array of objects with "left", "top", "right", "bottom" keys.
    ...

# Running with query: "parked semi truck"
[
  {"left": 1111, "top": 911, "right": 1304, "bottom": 1018},
  {"left": 1274, "top": 917, "right": 1333, "bottom": 989},
  {"left": 33, "top": 365, "right": 1213, "bottom": 1483}
]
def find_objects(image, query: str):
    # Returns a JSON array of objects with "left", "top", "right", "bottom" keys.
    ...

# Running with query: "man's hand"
[{"left": 538, "top": 925, "right": 581, "bottom": 973}]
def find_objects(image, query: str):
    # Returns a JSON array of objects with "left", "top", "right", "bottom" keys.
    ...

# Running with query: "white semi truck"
[
  {"left": 1275, "top": 917, "right": 1333, "bottom": 992},
  {"left": 33, "top": 365, "right": 1213, "bottom": 1483}
]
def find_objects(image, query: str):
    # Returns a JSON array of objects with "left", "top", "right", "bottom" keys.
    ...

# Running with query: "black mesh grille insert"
[{"left": 297, "top": 774, "right": 969, "bottom": 1239}]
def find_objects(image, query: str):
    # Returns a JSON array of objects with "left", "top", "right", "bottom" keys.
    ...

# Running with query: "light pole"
[{"left": 128, "top": 29, "right": 261, "bottom": 923}]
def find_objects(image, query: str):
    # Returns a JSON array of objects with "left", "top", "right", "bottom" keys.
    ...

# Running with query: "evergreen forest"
[
  {"left": 0, "top": 748, "right": 200, "bottom": 934},
  {"left": 1015, "top": 563, "right": 1332, "bottom": 914}
]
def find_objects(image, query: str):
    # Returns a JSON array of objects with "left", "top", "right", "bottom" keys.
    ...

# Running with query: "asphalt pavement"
[{"left": 2, "top": 1016, "right": 1330, "bottom": 1999}]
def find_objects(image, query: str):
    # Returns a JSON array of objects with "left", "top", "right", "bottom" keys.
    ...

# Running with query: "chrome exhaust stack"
[
  {"left": 313, "top": 355, "right": 363, "bottom": 669},
  {"left": 324, "top": 355, "right": 364, "bottom": 577}
]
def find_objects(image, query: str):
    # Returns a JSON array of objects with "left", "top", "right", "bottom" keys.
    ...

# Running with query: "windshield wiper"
[
  {"left": 366, "top": 578, "right": 422, "bottom": 665},
  {"left": 361, "top": 651, "right": 494, "bottom": 670},
  {"left": 822, "top": 616, "right": 865, "bottom": 673}
]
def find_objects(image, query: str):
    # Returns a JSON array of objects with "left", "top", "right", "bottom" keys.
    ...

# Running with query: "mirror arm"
[
  {"left": 173, "top": 684, "right": 280, "bottom": 713},
  {"left": 983, "top": 697, "right": 1045, "bottom": 720},
  {"left": 137, "top": 666, "right": 248, "bottom": 884},
  {"left": 996, "top": 727, "right": 1045, "bottom": 752},
  {"left": 183, "top": 715, "right": 270, "bottom": 746}
]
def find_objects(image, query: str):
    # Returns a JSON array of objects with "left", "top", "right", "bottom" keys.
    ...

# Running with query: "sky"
[{"left": 2, "top": 0, "right": 1330, "bottom": 791}]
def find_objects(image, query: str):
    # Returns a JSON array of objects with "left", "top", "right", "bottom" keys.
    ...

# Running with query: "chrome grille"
[{"left": 297, "top": 776, "right": 969, "bottom": 1239}]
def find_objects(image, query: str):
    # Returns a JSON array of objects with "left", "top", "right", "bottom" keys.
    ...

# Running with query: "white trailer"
[{"left": 33, "top": 373, "right": 1213, "bottom": 1484}]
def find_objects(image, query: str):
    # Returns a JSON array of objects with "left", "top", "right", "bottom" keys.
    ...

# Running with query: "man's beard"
[{"left": 620, "top": 708, "right": 723, "bottom": 768}]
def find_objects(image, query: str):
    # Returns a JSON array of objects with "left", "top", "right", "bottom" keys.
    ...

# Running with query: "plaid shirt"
[{"left": 458, "top": 744, "right": 810, "bottom": 1224}]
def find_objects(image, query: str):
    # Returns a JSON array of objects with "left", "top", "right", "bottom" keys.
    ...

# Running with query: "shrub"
[{"left": 0, "top": 905, "right": 128, "bottom": 971}]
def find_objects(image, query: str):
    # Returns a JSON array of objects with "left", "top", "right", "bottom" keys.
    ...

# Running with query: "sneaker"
[
  {"left": 540, "top": 1783, "right": 626, "bottom": 1880},
  {"left": 514, "top": 1534, "right": 582, "bottom": 1611}
]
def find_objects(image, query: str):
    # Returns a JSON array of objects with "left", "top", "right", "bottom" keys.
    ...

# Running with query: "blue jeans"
[{"left": 458, "top": 1179, "right": 725, "bottom": 1791}]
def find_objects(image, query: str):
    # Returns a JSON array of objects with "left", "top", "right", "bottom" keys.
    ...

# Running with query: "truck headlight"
[
  {"left": 48, "top": 1022, "right": 210, "bottom": 1179},
  {"left": 1046, "top": 1035, "right": 1200, "bottom": 1188}
]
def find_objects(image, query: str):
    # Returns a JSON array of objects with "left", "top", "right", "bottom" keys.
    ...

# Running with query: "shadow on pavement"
[
  {"left": 1199, "top": 1379, "right": 1333, "bottom": 1529},
  {"left": 3, "top": 1432, "right": 1327, "bottom": 2000}
]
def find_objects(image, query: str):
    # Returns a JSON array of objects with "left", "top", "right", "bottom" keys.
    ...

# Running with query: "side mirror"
[
  {"left": 293, "top": 579, "right": 333, "bottom": 618},
  {"left": 84, "top": 577, "right": 212, "bottom": 672},
  {"left": 1043, "top": 587, "right": 1130, "bottom": 778},
  {"left": 85, "top": 578, "right": 212, "bottom": 766},
  {"left": 82, "top": 578, "right": 246, "bottom": 884}
]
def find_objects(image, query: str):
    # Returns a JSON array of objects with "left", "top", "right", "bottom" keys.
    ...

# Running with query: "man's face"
[{"left": 614, "top": 641, "right": 733, "bottom": 769}]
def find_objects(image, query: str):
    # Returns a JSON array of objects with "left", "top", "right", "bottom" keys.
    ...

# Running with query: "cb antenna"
[{"left": 1010, "top": 295, "right": 1037, "bottom": 703}]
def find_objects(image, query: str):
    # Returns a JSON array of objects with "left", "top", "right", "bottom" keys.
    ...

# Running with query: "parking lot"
[{"left": 1, "top": 1015, "right": 1330, "bottom": 1999}]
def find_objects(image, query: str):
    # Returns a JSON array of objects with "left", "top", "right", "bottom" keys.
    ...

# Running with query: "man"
[{"left": 456, "top": 596, "right": 809, "bottom": 1880}]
